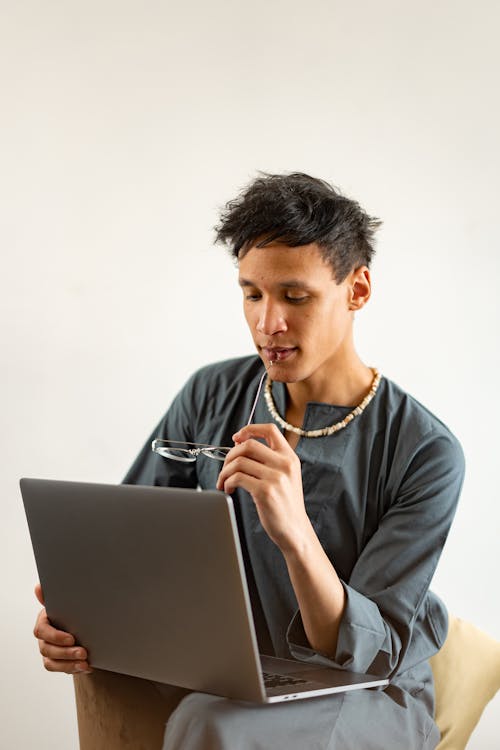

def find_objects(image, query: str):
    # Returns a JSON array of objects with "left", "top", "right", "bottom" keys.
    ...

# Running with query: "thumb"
[{"left": 34, "top": 583, "right": 45, "bottom": 606}]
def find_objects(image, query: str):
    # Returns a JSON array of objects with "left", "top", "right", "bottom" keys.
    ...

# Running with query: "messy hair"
[{"left": 215, "top": 172, "right": 381, "bottom": 282}]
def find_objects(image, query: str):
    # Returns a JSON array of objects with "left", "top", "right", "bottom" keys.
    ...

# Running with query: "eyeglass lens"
[
  {"left": 153, "top": 442, "right": 230, "bottom": 462},
  {"left": 152, "top": 367, "right": 268, "bottom": 463}
]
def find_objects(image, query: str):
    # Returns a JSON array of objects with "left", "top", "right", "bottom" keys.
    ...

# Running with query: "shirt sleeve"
[
  {"left": 122, "top": 374, "right": 200, "bottom": 489},
  {"left": 286, "top": 429, "right": 465, "bottom": 679}
]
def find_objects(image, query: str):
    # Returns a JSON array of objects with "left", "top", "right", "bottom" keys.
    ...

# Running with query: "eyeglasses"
[
  {"left": 151, "top": 368, "right": 268, "bottom": 463},
  {"left": 151, "top": 439, "right": 231, "bottom": 462}
]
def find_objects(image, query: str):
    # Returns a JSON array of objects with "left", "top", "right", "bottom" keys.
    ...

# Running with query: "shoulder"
[
  {"left": 190, "top": 354, "right": 263, "bottom": 384},
  {"left": 177, "top": 355, "right": 264, "bottom": 411},
  {"left": 187, "top": 355, "right": 263, "bottom": 393},
  {"left": 373, "top": 376, "right": 465, "bottom": 476},
  {"left": 376, "top": 376, "right": 461, "bottom": 443}
]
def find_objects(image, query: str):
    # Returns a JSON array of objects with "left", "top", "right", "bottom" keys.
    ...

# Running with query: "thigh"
[
  {"left": 73, "top": 670, "right": 190, "bottom": 750},
  {"left": 331, "top": 687, "right": 439, "bottom": 750},
  {"left": 162, "top": 687, "right": 439, "bottom": 750},
  {"left": 162, "top": 690, "right": 345, "bottom": 750}
]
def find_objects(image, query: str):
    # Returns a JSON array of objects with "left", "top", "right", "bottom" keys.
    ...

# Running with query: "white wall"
[{"left": 1, "top": 1, "right": 498, "bottom": 747}]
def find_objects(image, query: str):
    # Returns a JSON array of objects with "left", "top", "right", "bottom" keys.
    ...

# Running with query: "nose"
[{"left": 256, "top": 299, "right": 287, "bottom": 336}]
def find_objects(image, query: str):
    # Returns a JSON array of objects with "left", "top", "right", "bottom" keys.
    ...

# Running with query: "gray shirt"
[{"left": 124, "top": 355, "right": 464, "bottom": 682}]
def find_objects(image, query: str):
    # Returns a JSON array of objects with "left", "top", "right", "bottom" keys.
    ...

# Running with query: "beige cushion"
[{"left": 430, "top": 615, "right": 500, "bottom": 750}]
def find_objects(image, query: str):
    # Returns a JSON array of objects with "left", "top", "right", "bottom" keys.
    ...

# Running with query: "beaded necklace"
[{"left": 264, "top": 368, "right": 381, "bottom": 437}]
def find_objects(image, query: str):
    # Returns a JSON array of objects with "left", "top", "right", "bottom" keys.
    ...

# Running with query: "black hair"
[{"left": 214, "top": 172, "right": 381, "bottom": 282}]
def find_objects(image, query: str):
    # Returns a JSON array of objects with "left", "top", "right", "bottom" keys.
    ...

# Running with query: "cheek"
[
  {"left": 289, "top": 312, "right": 314, "bottom": 339},
  {"left": 243, "top": 305, "right": 257, "bottom": 332},
  {"left": 306, "top": 311, "right": 340, "bottom": 346}
]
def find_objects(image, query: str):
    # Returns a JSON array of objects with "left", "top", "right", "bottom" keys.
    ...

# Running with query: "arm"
[
  {"left": 309, "top": 429, "right": 465, "bottom": 677},
  {"left": 217, "top": 422, "right": 464, "bottom": 674},
  {"left": 281, "top": 522, "right": 346, "bottom": 656},
  {"left": 216, "top": 422, "right": 346, "bottom": 656}
]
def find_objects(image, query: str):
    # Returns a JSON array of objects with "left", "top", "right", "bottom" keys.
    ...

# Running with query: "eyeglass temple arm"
[{"left": 246, "top": 369, "right": 268, "bottom": 426}]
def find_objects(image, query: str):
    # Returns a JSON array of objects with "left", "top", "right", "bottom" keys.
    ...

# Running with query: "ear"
[{"left": 348, "top": 266, "right": 371, "bottom": 311}]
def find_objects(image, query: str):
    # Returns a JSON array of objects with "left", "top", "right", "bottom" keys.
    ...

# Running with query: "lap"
[
  {"left": 162, "top": 684, "right": 439, "bottom": 750},
  {"left": 73, "top": 668, "right": 439, "bottom": 750}
]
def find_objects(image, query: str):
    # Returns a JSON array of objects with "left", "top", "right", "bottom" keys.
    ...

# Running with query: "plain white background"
[{"left": 1, "top": 1, "right": 499, "bottom": 747}]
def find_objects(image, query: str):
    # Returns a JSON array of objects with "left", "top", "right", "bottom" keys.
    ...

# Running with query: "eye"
[
  {"left": 284, "top": 294, "right": 309, "bottom": 304},
  {"left": 244, "top": 292, "right": 261, "bottom": 301}
]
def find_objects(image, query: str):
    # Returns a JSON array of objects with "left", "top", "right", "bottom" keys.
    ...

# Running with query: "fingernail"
[{"left": 74, "top": 664, "right": 91, "bottom": 673}]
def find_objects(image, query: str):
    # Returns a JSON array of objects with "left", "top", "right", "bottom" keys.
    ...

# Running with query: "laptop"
[{"left": 20, "top": 478, "right": 388, "bottom": 703}]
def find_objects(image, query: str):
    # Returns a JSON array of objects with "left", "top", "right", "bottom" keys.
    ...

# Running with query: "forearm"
[
  {"left": 283, "top": 521, "right": 346, "bottom": 657},
  {"left": 216, "top": 423, "right": 347, "bottom": 655}
]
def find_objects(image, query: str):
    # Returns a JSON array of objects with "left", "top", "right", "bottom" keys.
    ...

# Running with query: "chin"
[{"left": 266, "top": 364, "right": 304, "bottom": 384}]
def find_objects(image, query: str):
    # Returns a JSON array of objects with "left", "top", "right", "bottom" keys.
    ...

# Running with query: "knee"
[{"left": 164, "top": 692, "right": 239, "bottom": 749}]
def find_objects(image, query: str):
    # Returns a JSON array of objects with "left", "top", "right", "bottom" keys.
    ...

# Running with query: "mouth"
[{"left": 261, "top": 346, "right": 297, "bottom": 364}]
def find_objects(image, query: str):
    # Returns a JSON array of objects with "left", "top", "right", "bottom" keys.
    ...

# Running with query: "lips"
[{"left": 261, "top": 347, "right": 297, "bottom": 362}]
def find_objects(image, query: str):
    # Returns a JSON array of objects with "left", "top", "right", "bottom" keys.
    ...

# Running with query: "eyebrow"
[{"left": 238, "top": 278, "right": 315, "bottom": 292}]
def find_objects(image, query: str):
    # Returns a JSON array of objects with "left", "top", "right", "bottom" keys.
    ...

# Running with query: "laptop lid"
[
  {"left": 21, "top": 478, "right": 389, "bottom": 703},
  {"left": 21, "top": 478, "right": 267, "bottom": 703}
]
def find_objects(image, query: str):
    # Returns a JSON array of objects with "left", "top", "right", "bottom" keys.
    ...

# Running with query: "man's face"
[{"left": 238, "top": 242, "right": 367, "bottom": 389}]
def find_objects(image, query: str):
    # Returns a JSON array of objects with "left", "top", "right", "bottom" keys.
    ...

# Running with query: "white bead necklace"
[{"left": 264, "top": 368, "right": 381, "bottom": 438}]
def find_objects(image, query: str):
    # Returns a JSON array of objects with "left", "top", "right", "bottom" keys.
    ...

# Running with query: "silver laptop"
[{"left": 20, "top": 478, "right": 388, "bottom": 703}]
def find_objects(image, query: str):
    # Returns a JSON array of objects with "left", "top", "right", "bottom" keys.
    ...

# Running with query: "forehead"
[{"left": 238, "top": 242, "right": 336, "bottom": 285}]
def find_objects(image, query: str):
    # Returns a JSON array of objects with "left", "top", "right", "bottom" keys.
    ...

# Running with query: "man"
[{"left": 34, "top": 172, "right": 464, "bottom": 749}]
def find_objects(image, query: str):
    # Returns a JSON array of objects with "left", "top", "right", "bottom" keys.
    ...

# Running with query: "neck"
[
  {"left": 284, "top": 356, "right": 374, "bottom": 413},
  {"left": 264, "top": 362, "right": 381, "bottom": 446}
]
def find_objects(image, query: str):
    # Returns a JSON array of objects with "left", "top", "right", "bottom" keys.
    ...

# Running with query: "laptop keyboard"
[{"left": 262, "top": 671, "right": 308, "bottom": 689}]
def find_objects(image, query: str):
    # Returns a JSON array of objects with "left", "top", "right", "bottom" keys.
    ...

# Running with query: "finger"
[
  {"left": 34, "top": 583, "right": 45, "bottom": 606},
  {"left": 42, "top": 656, "right": 92, "bottom": 674},
  {"left": 233, "top": 423, "right": 287, "bottom": 450},
  {"left": 39, "top": 641, "right": 88, "bottom": 662},
  {"left": 217, "top": 437, "right": 299, "bottom": 492},
  {"left": 219, "top": 470, "right": 264, "bottom": 499},
  {"left": 217, "top": 455, "right": 272, "bottom": 492},
  {"left": 218, "top": 441, "right": 278, "bottom": 485},
  {"left": 34, "top": 609, "right": 75, "bottom": 647},
  {"left": 226, "top": 438, "right": 277, "bottom": 463}
]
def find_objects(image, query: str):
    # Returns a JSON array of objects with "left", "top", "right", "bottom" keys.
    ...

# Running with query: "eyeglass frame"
[
  {"left": 151, "top": 368, "right": 268, "bottom": 463},
  {"left": 151, "top": 438, "right": 232, "bottom": 462}
]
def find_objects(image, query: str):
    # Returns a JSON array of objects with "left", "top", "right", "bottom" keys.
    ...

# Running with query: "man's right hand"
[{"left": 34, "top": 583, "right": 92, "bottom": 674}]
